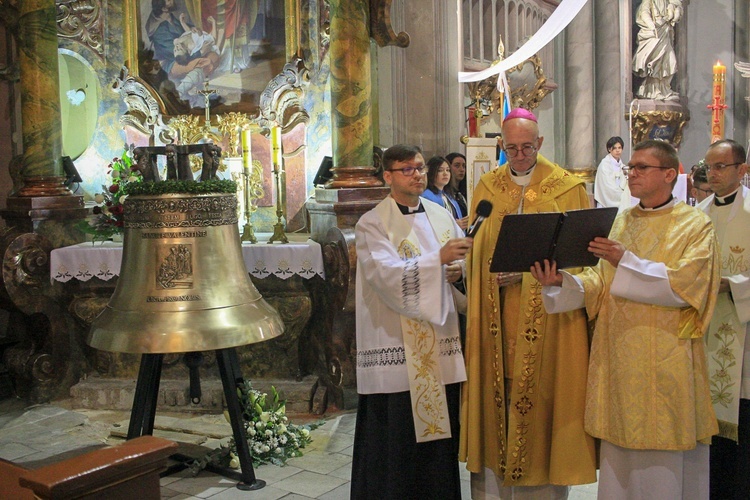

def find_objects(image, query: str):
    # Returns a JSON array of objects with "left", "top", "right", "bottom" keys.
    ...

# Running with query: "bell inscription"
[{"left": 125, "top": 195, "right": 239, "bottom": 229}]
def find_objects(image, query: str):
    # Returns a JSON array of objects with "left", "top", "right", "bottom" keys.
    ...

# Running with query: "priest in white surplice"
[
  {"left": 350, "top": 144, "right": 472, "bottom": 499},
  {"left": 531, "top": 140, "right": 720, "bottom": 499},
  {"left": 696, "top": 139, "right": 750, "bottom": 499}
]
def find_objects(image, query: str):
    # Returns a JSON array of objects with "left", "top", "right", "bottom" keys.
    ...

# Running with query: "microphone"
[{"left": 467, "top": 200, "right": 493, "bottom": 238}]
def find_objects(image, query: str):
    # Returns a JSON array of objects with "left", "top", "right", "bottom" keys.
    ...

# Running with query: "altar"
[{"left": 50, "top": 236, "right": 325, "bottom": 283}]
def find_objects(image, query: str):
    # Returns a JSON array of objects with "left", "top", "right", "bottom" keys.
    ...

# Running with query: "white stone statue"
[{"left": 632, "top": 0, "right": 683, "bottom": 100}]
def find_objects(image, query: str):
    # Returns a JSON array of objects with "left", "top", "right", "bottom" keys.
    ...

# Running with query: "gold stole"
[
  {"left": 374, "top": 197, "right": 455, "bottom": 442},
  {"left": 706, "top": 206, "right": 750, "bottom": 441}
]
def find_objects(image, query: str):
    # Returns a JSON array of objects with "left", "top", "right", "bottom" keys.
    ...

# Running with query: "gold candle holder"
[{"left": 268, "top": 125, "right": 288, "bottom": 244}]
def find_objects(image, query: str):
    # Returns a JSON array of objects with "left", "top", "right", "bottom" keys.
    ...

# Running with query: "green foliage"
[
  {"left": 124, "top": 179, "right": 237, "bottom": 196},
  {"left": 78, "top": 148, "right": 142, "bottom": 241}
]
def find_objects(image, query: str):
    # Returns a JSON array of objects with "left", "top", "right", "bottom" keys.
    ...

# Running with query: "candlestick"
[
  {"left": 708, "top": 61, "right": 727, "bottom": 143},
  {"left": 240, "top": 128, "right": 257, "bottom": 243},
  {"left": 268, "top": 125, "right": 288, "bottom": 244}
]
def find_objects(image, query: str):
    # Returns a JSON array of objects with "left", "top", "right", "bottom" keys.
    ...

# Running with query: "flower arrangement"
[
  {"left": 190, "top": 382, "right": 323, "bottom": 473},
  {"left": 79, "top": 147, "right": 143, "bottom": 241}
]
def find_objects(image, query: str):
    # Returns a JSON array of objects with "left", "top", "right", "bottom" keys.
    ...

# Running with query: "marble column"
[
  {"left": 564, "top": 0, "right": 596, "bottom": 171},
  {"left": 18, "top": 0, "right": 63, "bottom": 184},
  {"left": 327, "top": 0, "right": 381, "bottom": 187},
  {"left": 594, "top": 0, "right": 624, "bottom": 160},
  {"left": 1, "top": 0, "right": 86, "bottom": 241}
]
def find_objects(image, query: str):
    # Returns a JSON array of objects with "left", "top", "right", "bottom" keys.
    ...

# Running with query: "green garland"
[{"left": 123, "top": 179, "right": 237, "bottom": 196}]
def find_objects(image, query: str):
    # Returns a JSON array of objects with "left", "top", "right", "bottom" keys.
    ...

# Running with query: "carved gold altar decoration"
[
  {"left": 467, "top": 52, "right": 557, "bottom": 116},
  {"left": 217, "top": 113, "right": 254, "bottom": 158},
  {"left": 625, "top": 109, "right": 689, "bottom": 148},
  {"left": 88, "top": 192, "right": 284, "bottom": 353},
  {"left": 56, "top": 0, "right": 104, "bottom": 59}
]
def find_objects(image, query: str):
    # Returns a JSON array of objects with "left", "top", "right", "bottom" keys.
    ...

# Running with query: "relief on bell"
[{"left": 157, "top": 244, "right": 194, "bottom": 289}]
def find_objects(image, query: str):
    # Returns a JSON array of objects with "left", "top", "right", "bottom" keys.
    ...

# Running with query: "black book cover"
[{"left": 489, "top": 207, "right": 618, "bottom": 273}]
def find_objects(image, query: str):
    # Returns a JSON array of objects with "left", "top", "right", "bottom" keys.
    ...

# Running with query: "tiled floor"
[{"left": 0, "top": 397, "right": 597, "bottom": 499}]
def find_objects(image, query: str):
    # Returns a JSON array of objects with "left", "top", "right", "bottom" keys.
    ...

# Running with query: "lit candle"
[
  {"left": 271, "top": 125, "right": 282, "bottom": 165},
  {"left": 709, "top": 61, "right": 727, "bottom": 143},
  {"left": 241, "top": 128, "right": 252, "bottom": 170}
]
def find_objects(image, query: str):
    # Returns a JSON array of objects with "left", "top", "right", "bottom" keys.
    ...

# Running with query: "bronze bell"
[{"left": 88, "top": 192, "right": 284, "bottom": 353}]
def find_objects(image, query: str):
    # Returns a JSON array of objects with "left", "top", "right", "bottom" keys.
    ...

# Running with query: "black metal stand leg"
[
  {"left": 216, "top": 348, "right": 265, "bottom": 491},
  {"left": 127, "top": 353, "right": 164, "bottom": 439}
]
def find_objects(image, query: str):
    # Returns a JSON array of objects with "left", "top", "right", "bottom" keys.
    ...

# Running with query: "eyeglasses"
[
  {"left": 704, "top": 162, "right": 741, "bottom": 172},
  {"left": 622, "top": 164, "right": 673, "bottom": 176},
  {"left": 388, "top": 165, "right": 426, "bottom": 176},
  {"left": 694, "top": 186, "right": 713, "bottom": 194},
  {"left": 504, "top": 145, "right": 537, "bottom": 158}
]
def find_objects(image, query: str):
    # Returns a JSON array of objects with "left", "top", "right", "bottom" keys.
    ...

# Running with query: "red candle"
[{"left": 708, "top": 61, "right": 727, "bottom": 143}]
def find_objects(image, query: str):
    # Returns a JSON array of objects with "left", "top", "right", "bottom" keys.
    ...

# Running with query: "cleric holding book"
[
  {"left": 531, "top": 139, "right": 720, "bottom": 498},
  {"left": 459, "top": 107, "right": 596, "bottom": 498}
]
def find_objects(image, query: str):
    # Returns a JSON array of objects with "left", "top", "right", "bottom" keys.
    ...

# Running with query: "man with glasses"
[
  {"left": 351, "top": 144, "right": 473, "bottom": 499},
  {"left": 460, "top": 108, "right": 596, "bottom": 499},
  {"left": 695, "top": 139, "right": 750, "bottom": 500},
  {"left": 532, "top": 139, "right": 720, "bottom": 498}
]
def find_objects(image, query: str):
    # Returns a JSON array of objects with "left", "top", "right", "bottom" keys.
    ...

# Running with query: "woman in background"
[
  {"left": 423, "top": 156, "right": 467, "bottom": 230},
  {"left": 444, "top": 153, "right": 469, "bottom": 230}
]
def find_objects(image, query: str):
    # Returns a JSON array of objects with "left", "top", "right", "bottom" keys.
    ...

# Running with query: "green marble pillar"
[
  {"left": 328, "top": 0, "right": 380, "bottom": 187},
  {"left": 18, "top": 0, "right": 63, "bottom": 179},
  {"left": 0, "top": 0, "right": 85, "bottom": 242}
]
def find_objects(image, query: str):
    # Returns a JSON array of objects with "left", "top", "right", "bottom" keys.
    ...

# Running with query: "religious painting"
[{"left": 127, "top": 0, "right": 288, "bottom": 116}]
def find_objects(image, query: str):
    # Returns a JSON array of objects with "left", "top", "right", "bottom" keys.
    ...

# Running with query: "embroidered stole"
[
  {"left": 705, "top": 202, "right": 750, "bottom": 441},
  {"left": 374, "top": 197, "right": 455, "bottom": 442}
]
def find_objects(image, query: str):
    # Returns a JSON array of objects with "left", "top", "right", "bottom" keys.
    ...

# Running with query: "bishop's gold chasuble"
[{"left": 460, "top": 156, "right": 597, "bottom": 487}]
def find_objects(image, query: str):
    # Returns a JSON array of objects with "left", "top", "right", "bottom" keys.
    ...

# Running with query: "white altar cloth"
[{"left": 50, "top": 234, "right": 325, "bottom": 283}]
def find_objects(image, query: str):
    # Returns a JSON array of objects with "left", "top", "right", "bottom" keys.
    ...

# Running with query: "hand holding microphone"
[
  {"left": 440, "top": 200, "right": 493, "bottom": 265},
  {"left": 467, "top": 200, "right": 493, "bottom": 238}
]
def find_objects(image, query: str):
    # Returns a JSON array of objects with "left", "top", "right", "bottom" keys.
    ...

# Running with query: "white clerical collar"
[
  {"left": 714, "top": 187, "right": 741, "bottom": 206},
  {"left": 510, "top": 163, "right": 536, "bottom": 186},
  {"left": 638, "top": 196, "right": 677, "bottom": 211},
  {"left": 396, "top": 200, "right": 424, "bottom": 214}
]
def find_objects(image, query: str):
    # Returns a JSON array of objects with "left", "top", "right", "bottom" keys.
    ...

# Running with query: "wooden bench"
[{"left": 0, "top": 435, "right": 177, "bottom": 499}]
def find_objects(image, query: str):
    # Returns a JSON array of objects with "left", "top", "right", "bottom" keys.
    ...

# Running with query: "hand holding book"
[
  {"left": 530, "top": 259, "right": 562, "bottom": 286},
  {"left": 587, "top": 237, "right": 626, "bottom": 268}
]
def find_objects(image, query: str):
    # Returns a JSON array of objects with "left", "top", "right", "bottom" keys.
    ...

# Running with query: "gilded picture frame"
[{"left": 123, "top": 0, "right": 297, "bottom": 117}]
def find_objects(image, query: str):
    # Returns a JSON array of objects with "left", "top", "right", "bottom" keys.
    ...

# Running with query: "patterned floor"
[{"left": 0, "top": 398, "right": 597, "bottom": 499}]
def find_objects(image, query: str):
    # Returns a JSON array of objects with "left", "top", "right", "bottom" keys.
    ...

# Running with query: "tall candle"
[
  {"left": 271, "top": 125, "right": 282, "bottom": 165},
  {"left": 709, "top": 61, "right": 727, "bottom": 143},
  {"left": 241, "top": 129, "right": 252, "bottom": 169}
]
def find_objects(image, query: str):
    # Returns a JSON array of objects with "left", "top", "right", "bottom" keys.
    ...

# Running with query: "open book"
[{"left": 489, "top": 207, "right": 618, "bottom": 273}]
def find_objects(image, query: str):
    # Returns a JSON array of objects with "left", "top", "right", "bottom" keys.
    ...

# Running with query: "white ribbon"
[{"left": 458, "top": 0, "right": 590, "bottom": 83}]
